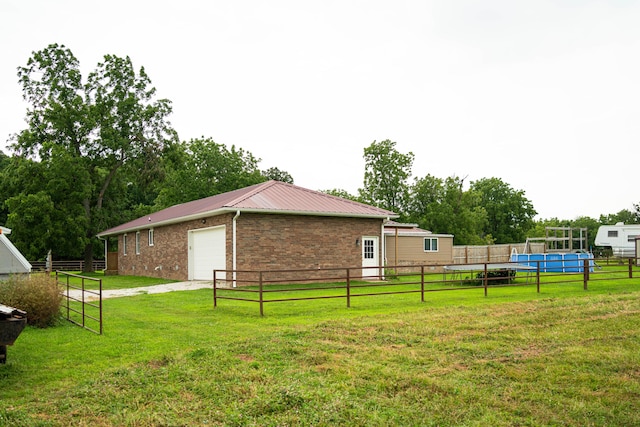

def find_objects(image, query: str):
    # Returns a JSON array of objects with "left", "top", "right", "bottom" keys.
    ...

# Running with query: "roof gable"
[{"left": 98, "top": 181, "right": 397, "bottom": 236}]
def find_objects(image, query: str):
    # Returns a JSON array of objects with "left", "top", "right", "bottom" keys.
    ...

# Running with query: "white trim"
[
  {"left": 424, "top": 237, "right": 439, "bottom": 252},
  {"left": 135, "top": 231, "right": 141, "bottom": 255},
  {"left": 361, "top": 236, "right": 379, "bottom": 279},
  {"left": 232, "top": 210, "right": 240, "bottom": 287},
  {"left": 381, "top": 219, "right": 387, "bottom": 271},
  {"left": 188, "top": 225, "right": 226, "bottom": 281}
]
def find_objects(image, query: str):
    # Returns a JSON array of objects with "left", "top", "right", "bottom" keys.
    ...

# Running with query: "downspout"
[
  {"left": 382, "top": 218, "right": 389, "bottom": 279},
  {"left": 232, "top": 210, "right": 241, "bottom": 288}
]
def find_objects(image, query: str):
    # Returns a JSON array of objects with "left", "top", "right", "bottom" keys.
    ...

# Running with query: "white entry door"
[
  {"left": 361, "top": 236, "right": 379, "bottom": 279},
  {"left": 189, "top": 226, "right": 226, "bottom": 281}
]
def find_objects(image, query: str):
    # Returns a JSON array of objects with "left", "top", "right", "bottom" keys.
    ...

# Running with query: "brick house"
[{"left": 97, "top": 181, "right": 398, "bottom": 282}]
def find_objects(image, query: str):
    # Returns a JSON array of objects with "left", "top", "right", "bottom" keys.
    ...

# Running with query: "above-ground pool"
[{"left": 510, "top": 252, "right": 594, "bottom": 273}]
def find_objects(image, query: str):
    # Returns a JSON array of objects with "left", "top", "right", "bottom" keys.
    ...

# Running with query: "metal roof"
[
  {"left": 98, "top": 180, "right": 398, "bottom": 237},
  {"left": 384, "top": 221, "right": 454, "bottom": 238}
]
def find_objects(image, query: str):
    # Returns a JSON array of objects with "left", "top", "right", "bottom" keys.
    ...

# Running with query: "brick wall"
[
  {"left": 118, "top": 213, "right": 232, "bottom": 281},
  {"left": 116, "top": 212, "right": 383, "bottom": 282},
  {"left": 236, "top": 214, "right": 382, "bottom": 279}
]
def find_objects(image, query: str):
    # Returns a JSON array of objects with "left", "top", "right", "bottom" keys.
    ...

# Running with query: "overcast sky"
[{"left": 2, "top": 1, "right": 638, "bottom": 220}]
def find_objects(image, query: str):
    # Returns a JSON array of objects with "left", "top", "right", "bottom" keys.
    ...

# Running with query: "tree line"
[
  {"left": 1, "top": 44, "right": 638, "bottom": 267},
  {"left": 328, "top": 139, "right": 639, "bottom": 250}
]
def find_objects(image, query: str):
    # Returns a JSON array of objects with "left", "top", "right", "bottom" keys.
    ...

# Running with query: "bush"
[
  {"left": 474, "top": 269, "right": 516, "bottom": 285},
  {"left": 0, "top": 274, "right": 62, "bottom": 328}
]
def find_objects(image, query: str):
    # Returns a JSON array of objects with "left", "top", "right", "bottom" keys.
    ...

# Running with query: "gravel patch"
[{"left": 64, "top": 281, "right": 212, "bottom": 301}]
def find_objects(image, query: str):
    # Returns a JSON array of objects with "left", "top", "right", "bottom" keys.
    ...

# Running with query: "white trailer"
[{"left": 594, "top": 222, "right": 640, "bottom": 258}]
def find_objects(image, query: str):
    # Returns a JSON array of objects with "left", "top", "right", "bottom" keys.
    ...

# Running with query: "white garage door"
[{"left": 189, "top": 226, "right": 226, "bottom": 280}]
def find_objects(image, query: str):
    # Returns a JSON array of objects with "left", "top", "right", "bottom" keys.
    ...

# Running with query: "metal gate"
[{"left": 57, "top": 271, "right": 103, "bottom": 335}]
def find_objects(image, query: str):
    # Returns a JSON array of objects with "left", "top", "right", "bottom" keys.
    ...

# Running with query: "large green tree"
[
  {"left": 407, "top": 175, "right": 488, "bottom": 245},
  {"left": 359, "top": 139, "right": 414, "bottom": 215},
  {"left": 10, "top": 44, "right": 176, "bottom": 269},
  {"left": 470, "top": 177, "right": 537, "bottom": 243}
]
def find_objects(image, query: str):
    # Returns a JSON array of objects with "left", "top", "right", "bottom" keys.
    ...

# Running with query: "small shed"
[
  {"left": 384, "top": 222, "right": 454, "bottom": 270},
  {"left": 0, "top": 227, "right": 32, "bottom": 279}
]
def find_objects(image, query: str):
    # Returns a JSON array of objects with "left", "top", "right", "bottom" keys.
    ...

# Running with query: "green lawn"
[
  {"left": 1, "top": 274, "right": 639, "bottom": 426},
  {"left": 54, "top": 271, "right": 177, "bottom": 290}
]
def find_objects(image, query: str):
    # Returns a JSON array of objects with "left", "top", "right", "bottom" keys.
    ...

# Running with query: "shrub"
[
  {"left": 474, "top": 269, "right": 516, "bottom": 285},
  {"left": 0, "top": 274, "right": 62, "bottom": 328}
]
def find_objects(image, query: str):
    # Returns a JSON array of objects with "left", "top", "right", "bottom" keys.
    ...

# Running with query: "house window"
[
  {"left": 424, "top": 237, "right": 438, "bottom": 252},
  {"left": 123, "top": 234, "right": 127, "bottom": 256},
  {"left": 363, "top": 239, "right": 375, "bottom": 259},
  {"left": 135, "top": 231, "right": 141, "bottom": 255},
  {"left": 608, "top": 230, "right": 618, "bottom": 238},
  {"left": 149, "top": 229, "right": 154, "bottom": 246}
]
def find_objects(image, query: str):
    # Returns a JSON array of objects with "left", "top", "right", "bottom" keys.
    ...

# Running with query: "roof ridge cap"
[
  {"left": 224, "top": 180, "right": 277, "bottom": 207},
  {"left": 310, "top": 187, "right": 396, "bottom": 214},
  {"left": 272, "top": 181, "right": 394, "bottom": 213}
]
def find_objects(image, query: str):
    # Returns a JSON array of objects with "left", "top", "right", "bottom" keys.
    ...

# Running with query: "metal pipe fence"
[
  {"left": 31, "top": 260, "right": 106, "bottom": 272},
  {"left": 213, "top": 258, "right": 637, "bottom": 316},
  {"left": 57, "top": 271, "right": 103, "bottom": 335}
]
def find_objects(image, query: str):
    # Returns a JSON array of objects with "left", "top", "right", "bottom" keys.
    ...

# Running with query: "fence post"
[
  {"left": 259, "top": 271, "right": 264, "bottom": 316},
  {"left": 629, "top": 258, "right": 634, "bottom": 279},
  {"left": 483, "top": 263, "right": 488, "bottom": 297},
  {"left": 346, "top": 268, "right": 351, "bottom": 308},
  {"left": 420, "top": 265, "right": 425, "bottom": 303},
  {"left": 98, "top": 278, "right": 103, "bottom": 335},
  {"left": 583, "top": 259, "right": 588, "bottom": 290},
  {"left": 536, "top": 260, "right": 540, "bottom": 293},
  {"left": 81, "top": 277, "right": 86, "bottom": 327},
  {"left": 213, "top": 270, "right": 217, "bottom": 308}
]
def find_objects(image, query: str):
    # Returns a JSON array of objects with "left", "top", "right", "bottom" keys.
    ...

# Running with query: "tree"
[
  {"left": 470, "top": 177, "right": 537, "bottom": 243},
  {"left": 0, "top": 150, "right": 12, "bottom": 224},
  {"left": 599, "top": 209, "right": 639, "bottom": 225},
  {"left": 10, "top": 44, "right": 176, "bottom": 270},
  {"left": 5, "top": 192, "right": 56, "bottom": 260},
  {"left": 154, "top": 138, "right": 266, "bottom": 209},
  {"left": 321, "top": 188, "right": 363, "bottom": 203},
  {"left": 407, "top": 175, "right": 488, "bottom": 245},
  {"left": 359, "top": 139, "right": 414, "bottom": 215},
  {"left": 262, "top": 167, "right": 294, "bottom": 184}
]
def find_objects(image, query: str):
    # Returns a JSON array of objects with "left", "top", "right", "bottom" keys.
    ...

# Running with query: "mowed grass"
[
  {"left": 55, "top": 271, "right": 177, "bottom": 290},
  {"left": 1, "top": 274, "right": 639, "bottom": 426}
]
